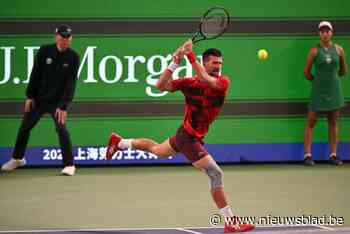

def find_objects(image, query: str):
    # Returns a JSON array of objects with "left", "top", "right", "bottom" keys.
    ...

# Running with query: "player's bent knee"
[{"left": 202, "top": 160, "right": 223, "bottom": 189}]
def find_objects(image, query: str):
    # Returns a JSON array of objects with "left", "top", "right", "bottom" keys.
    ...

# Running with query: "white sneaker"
[
  {"left": 1, "top": 158, "right": 26, "bottom": 172},
  {"left": 61, "top": 166, "right": 76, "bottom": 176}
]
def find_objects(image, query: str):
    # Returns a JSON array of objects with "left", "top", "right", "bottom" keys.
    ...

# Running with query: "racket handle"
[{"left": 191, "top": 31, "right": 200, "bottom": 44}]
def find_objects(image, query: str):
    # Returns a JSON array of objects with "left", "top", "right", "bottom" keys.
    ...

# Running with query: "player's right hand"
[{"left": 24, "top": 99, "right": 35, "bottom": 112}]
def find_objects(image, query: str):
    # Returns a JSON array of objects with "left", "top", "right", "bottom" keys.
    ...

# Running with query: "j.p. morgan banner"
[{"left": 0, "top": 38, "right": 205, "bottom": 101}]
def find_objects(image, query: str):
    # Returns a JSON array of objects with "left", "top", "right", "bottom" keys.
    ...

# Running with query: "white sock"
[
  {"left": 304, "top": 153, "right": 312, "bottom": 158},
  {"left": 220, "top": 205, "right": 234, "bottom": 218},
  {"left": 330, "top": 153, "right": 336, "bottom": 158},
  {"left": 118, "top": 139, "right": 133, "bottom": 150}
]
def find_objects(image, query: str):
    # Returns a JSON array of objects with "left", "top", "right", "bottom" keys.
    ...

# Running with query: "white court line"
[
  {"left": 312, "top": 225, "right": 335, "bottom": 231},
  {"left": 0, "top": 227, "right": 196, "bottom": 233},
  {"left": 258, "top": 224, "right": 323, "bottom": 229},
  {"left": 0, "top": 225, "right": 348, "bottom": 233},
  {"left": 0, "top": 227, "right": 174, "bottom": 233},
  {"left": 176, "top": 228, "right": 204, "bottom": 234}
]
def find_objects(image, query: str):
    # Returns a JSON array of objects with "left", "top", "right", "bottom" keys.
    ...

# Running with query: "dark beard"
[{"left": 209, "top": 70, "right": 220, "bottom": 76}]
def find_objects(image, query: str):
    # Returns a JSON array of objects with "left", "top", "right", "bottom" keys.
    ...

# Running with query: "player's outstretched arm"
[{"left": 156, "top": 47, "right": 184, "bottom": 91}]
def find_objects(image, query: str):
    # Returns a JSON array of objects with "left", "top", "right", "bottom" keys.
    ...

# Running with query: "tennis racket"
[{"left": 191, "top": 6, "right": 230, "bottom": 44}]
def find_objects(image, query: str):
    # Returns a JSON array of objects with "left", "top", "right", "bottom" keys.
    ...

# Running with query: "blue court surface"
[{"left": 0, "top": 226, "right": 349, "bottom": 234}]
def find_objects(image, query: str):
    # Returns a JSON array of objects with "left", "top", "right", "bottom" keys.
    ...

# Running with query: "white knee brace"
[{"left": 202, "top": 160, "right": 224, "bottom": 189}]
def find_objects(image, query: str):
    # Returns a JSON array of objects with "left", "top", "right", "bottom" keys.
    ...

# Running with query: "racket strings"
[{"left": 201, "top": 11, "right": 229, "bottom": 38}]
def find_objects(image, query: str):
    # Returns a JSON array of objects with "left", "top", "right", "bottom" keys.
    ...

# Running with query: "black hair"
[{"left": 202, "top": 48, "right": 222, "bottom": 62}]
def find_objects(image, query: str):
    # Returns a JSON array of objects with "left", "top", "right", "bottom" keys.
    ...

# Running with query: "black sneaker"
[
  {"left": 304, "top": 156, "right": 315, "bottom": 166},
  {"left": 329, "top": 155, "right": 343, "bottom": 166}
]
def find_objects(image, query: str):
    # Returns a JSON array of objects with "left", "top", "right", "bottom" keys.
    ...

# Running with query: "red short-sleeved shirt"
[{"left": 169, "top": 76, "right": 229, "bottom": 139}]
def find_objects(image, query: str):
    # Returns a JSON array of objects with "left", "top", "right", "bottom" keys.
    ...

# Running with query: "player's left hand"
[
  {"left": 173, "top": 47, "right": 185, "bottom": 64},
  {"left": 55, "top": 108, "right": 67, "bottom": 125},
  {"left": 182, "top": 39, "right": 193, "bottom": 54}
]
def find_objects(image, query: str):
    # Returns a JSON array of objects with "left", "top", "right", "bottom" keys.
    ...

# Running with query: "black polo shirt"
[{"left": 26, "top": 43, "right": 80, "bottom": 110}]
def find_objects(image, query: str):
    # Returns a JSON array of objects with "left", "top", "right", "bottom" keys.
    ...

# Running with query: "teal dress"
[{"left": 309, "top": 44, "right": 345, "bottom": 111}]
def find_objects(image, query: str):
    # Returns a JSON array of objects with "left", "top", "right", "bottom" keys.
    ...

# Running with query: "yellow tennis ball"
[{"left": 258, "top": 49, "right": 268, "bottom": 60}]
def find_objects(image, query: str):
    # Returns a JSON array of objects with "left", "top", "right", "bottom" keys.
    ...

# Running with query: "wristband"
[
  {"left": 167, "top": 61, "right": 179, "bottom": 72},
  {"left": 187, "top": 52, "right": 197, "bottom": 64}
]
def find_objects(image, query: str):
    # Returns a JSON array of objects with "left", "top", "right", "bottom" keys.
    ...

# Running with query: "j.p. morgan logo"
[{"left": 0, "top": 46, "right": 201, "bottom": 97}]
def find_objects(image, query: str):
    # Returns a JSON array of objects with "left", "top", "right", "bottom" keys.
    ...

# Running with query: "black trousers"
[{"left": 13, "top": 104, "right": 74, "bottom": 166}]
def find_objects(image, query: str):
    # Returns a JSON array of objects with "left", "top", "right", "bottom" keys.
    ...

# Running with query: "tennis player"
[
  {"left": 106, "top": 39, "right": 255, "bottom": 233},
  {"left": 303, "top": 21, "right": 348, "bottom": 166}
]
